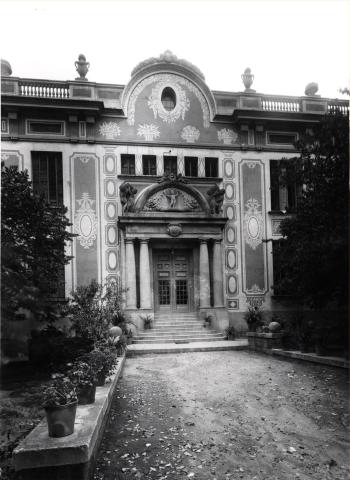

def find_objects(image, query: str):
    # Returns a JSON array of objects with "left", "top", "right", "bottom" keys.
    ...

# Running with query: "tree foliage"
[
  {"left": 274, "top": 110, "right": 349, "bottom": 308},
  {"left": 1, "top": 165, "right": 74, "bottom": 322}
]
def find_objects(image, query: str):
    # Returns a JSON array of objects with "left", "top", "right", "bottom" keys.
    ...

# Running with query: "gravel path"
[{"left": 94, "top": 351, "right": 349, "bottom": 480}]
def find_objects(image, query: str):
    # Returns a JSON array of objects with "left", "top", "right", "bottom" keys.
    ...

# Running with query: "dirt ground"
[{"left": 94, "top": 351, "right": 349, "bottom": 480}]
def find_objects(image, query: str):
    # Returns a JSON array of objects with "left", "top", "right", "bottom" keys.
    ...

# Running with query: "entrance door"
[{"left": 154, "top": 249, "right": 193, "bottom": 312}]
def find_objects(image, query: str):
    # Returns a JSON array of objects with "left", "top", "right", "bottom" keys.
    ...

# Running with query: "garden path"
[{"left": 94, "top": 351, "right": 349, "bottom": 480}]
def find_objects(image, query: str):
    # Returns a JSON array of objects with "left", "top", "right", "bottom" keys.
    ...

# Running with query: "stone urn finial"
[
  {"left": 241, "top": 67, "right": 255, "bottom": 92},
  {"left": 305, "top": 82, "right": 319, "bottom": 96},
  {"left": 75, "top": 54, "right": 90, "bottom": 81},
  {"left": 1, "top": 59, "right": 12, "bottom": 76}
]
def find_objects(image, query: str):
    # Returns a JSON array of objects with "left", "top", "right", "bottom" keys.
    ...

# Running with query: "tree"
[
  {"left": 273, "top": 110, "right": 349, "bottom": 308},
  {"left": 1, "top": 164, "right": 75, "bottom": 322}
]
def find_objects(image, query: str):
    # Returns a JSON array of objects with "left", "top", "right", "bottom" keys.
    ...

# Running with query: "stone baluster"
[
  {"left": 125, "top": 238, "right": 137, "bottom": 309},
  {"left": 199, "top": 239, "right": 211, "bottom": 308},
  {"left": 213, "top": 240, "right": 224, "bottom": 308},
  {"left": 139, "top": 238, "right": 152, "bottom": 309}
]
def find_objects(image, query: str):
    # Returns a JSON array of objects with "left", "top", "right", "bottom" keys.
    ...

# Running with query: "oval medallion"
[
  {"left": 106, "top": 156, "right": 115, "bottom": 173},
  {"left": 225, "top": 184, "right": 234, "bottom": 200},
  {"left": 80, "top": 214, "right": 92, "bottom": 238},
  {"left": 227, "top": 227, "right": 235, "bottom": 244},
  {"left": 227, "top": 250, "right": 236, "bottom": 269},
  {"left": 107, "top": 180, "right": 115, "bottom": 196},
  {"left": 108, "top": 251, "right": 117, "bottom": 270},
  {"left": 107, "top": 226, "right": 116, "bottom": 244},
  {"left": 224, "top": 160, "right": 233, "bottom": 178},
  {"left": 248, "top": 216, "right": 260, "bottom": 239},
  {"left": 107, "top": 203, "right": 116, "bottom": 219},
  {"left": 228, "top": 275, "right": 237, "bottom": 294},
  {"left": 226, "top": 206, "right": 234, "bottom": 220}
]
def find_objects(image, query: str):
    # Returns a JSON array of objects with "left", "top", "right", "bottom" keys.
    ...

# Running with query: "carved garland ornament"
[
  {"left": 217, "top": 128, "right": 238, "bottom": 145},
  {"left": 137, "top": 123, "right": 160, "bottom": 141},
  {"left": 243, "top": 198, "right": 264, "bottom": 250},
  {"left": 181, "top": 125, "right": 200, "bottom": 143},
  {"left": 148, "top": 81, "right": 190, "bottom": 123},
  {"left": 127, "top": 74, "right": 210, "bottom": 128},
  {"left": 74, "top": 193, "right": 98, "bottom": 249},
  {"left": 144, "top": 189, "right": 200, "bottom": 212},
  {"left": 99, "top": 122, "right": 121, "bottom": 139}
]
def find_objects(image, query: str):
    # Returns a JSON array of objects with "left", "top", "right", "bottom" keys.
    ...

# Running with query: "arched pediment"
[
  {"left": 134, "top": 179, "right": 210, "bottom": 215},
  {"left": 121, "top": 51, "right": 217, "bottom": 127}
]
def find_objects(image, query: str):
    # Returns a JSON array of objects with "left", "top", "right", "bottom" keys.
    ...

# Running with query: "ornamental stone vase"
[
  {"left": 241, "top": 68, "right": 255, "bottom": 92},
  {"left": 75, "top": 54, "right": 89, "bottom": 81}
]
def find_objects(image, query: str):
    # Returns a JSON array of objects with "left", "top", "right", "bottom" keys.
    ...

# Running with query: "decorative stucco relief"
[
  {"left": 218, "top": 129, "right": 238, "bottom": 145},
  {"left": 99, "top": 122, "right": 121, "bottom": 139},
  {"left": 148, "top": 81, "right": 190, "bottom": 123},
  {"left": 243, "top": 198, "right": 264, "bottom": 250},
  {"left": 181, "top": 125, "right": 200, "bottom": 143},
  {"left": 127, "top": 74, "right": 210, "bottom": 128},
  {"left": 137, "top": 123, "right": 160, "bottom": 141},
  {"left": 144, "top": 189, "right": 200, "bottom": 212},
  {"left": 74, "top": 193, "right": 98, "bottom": 249}
]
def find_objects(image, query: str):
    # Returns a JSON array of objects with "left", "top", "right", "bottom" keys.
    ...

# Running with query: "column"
[
  {"left": 199, "top": 239, "right": 211, "bottom": 308},
  {"left": 139, "top": 238, "right": 152, "bottom": 309},
  {"left": 125, "top": 238, "right": 137, "bottom": 309},
  {"left": 213, "top": 240, "right": 224, "bottom": 307},
  {"left": 120, "top": 230, "right": 126, "bottom": 308}
]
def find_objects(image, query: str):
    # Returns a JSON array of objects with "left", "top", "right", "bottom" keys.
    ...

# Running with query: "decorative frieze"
[
  {"left": 99, "top": 122, "right": 121, "bottom": 139},
  {"left": 217, "top": 128, "right": 238, "bottom": 145},
  {"left": 181, "top": 125, "right": 200, "bottom": 143},
  {"left": 137, "top": 123, "right": 160, "bottom": 141},
  {"left": 74, "top": 193, "right": 98, "bottom": 249}
]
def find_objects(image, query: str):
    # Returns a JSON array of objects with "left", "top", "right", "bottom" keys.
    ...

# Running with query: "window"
[
  {"left": 121, "top": 154, "right": 135, "bottom": 175},
  {"left": 267, "top": 132, "right": 298, "bottom": 145},
  {"left": 205, "top": 157, "right": 218, "bottom": 177},
  {"left": 161, "top": 87, "right": 176, "bottom": 111},
  {"left": 142, "top": 155, "right": 157, "bottom": 175},
  {"left": 1, "top": 118, "right": 9, "bottom": 134},
  {"left": 164, "top": 156, "right": 177, "bottom": 175},
  {"left": 32, "top": 151, "right": 63, "bottom": 206},
  {"left": 184, "top": 156, "right": 198, "bottom": 177},
  {"left": 270, "top": 160, "right": 298, "bottom": 212},
  {"left": 27, "top": 120, "right": 65, "bottom": 136}
]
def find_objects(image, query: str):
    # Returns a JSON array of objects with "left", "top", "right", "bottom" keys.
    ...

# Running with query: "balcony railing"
[
  {"left": 261, "top": 95, "right": 301, "bottom": 112},
  {"left": 19, "top": 80, "right": 70, "bottom": 99}
]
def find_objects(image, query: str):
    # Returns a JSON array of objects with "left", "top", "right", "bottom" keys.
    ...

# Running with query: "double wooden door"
[{"left": 154, "top": 249, "right": 193, "bottom": 312}]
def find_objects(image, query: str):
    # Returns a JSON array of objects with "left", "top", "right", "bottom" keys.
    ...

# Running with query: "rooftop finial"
[
  {"left": 75, "top": 54, "right": 90, "bottom": 81},
  {"left": 241, "top": 67, "right": 255, "bottom": 93},
  {"left": 305, "top": 82, "right": 319, "bottom": 96},
  {"left": 1, "top": 59, "right": 12, "bottom": 76}
]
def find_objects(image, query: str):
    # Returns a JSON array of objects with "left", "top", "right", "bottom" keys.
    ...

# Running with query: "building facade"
[{"left": 1, "top": 52, "right": 348, "bottom": 332}]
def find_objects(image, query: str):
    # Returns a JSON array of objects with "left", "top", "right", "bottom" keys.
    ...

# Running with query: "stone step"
[
  {"left": 136, "top": 332, "right": 223, "bottom": 339},
  {"left": 132, "top": 336, "right": 225, "bottom": 344},
  {"left": 127, "top": 340, "right": 248, "bottom": 355},
  {"left": 142, "top": 329, "right": 211, "bottom": 335}
]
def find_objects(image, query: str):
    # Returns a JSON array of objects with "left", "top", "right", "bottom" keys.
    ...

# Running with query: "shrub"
[
  {"left": 78, "top": 349, "right": 117, "bottom": 378},
  {"left": 225, "top": 325, "right": 236, "bottom": 340},
  {"left": 68, "top": 361, "right": 97, "bottom": 388}
]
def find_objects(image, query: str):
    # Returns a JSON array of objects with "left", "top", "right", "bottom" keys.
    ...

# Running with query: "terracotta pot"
[
  {"left": 77, "top": 384, "right": 96, "bottom": 405},
  {"left": 44, "top": 401, "right": 77, "bottom": 438}
]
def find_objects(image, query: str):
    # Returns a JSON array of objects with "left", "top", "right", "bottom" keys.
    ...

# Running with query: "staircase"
[{"left": 132, "top": 313, "right": 226, "bottom": 344}]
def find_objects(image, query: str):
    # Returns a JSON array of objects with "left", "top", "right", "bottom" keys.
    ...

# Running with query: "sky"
[{"left": 1, "top": 0, "right": 349, "bottom": 99}]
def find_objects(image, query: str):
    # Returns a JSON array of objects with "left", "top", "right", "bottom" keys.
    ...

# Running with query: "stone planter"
[{"left": 247, "top": 332, "right": 283, "bottom": 352}]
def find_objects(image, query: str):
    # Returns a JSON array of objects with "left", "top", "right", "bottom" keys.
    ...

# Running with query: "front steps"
[
  {"left": 132, "top": 313, "right": 225, "bottom": 345},
  {"left": 127, "top": 312, "right": 248, "bottom": 354}
]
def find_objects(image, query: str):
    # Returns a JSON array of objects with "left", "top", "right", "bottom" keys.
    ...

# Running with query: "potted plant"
[
  {"left": 244, "top": 306, "right": 264, "bottom": 332},
  {"left": 295, "top": 315, "right": 314, "bottom": 353},
  {"left": 141, "top": 314, "right": 153, "bottom": 330},
  {"left": 203, "top": 314, "right": 212, "bottom": 328},
  {"left": 68, "top": 361, "right": 97, "bottom": 405},
  {"left": 78, "top": 349, "right": 117, "bottom": 387},
  {"left": 42, "top": 374, "right": 77, "bottom": 438},
  {"left": 225, "top": 325, "right": 236, "bottom": 340}
]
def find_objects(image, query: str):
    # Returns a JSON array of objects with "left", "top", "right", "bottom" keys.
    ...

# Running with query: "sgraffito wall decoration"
[
  {"left": 222, "top": 155, "right": 239, "bottom": 310},
  {"left": 239, "top": 159, "right": 268, "bottom": 307},
  {"left": 71, "top": 153, "right": 100, "bottom": 287},
  {"left": 103, "top": 148, "right": 119, "bottom": 285}
]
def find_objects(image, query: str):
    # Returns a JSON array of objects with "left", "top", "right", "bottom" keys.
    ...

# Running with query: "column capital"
[
  {"left": 139, "top": 237, "right": 150, "bottom": 243},
  {"left": 213, "top": 238, "right": 222, "bottom": 244},
  {"left": 199, "top": 237, "right": 208, "bottom": 244},
  {"left": 125, "top": 238, "right": 135, "bottom": 244}
]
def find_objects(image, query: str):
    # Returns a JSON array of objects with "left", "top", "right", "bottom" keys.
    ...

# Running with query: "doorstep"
[
  {"left": 13, "top": 353, "right": 126, "bottom": 480},
  {"left": 126, "top": 339, "right": 248, "bottom": 356},
  {"left": 271, "top": 349, "right": 349, "bottom": 369}
]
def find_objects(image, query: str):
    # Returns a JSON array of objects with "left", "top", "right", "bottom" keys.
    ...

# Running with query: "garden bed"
[{"left": 13, "top": 353, "right": 125, "bottom": 480}]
